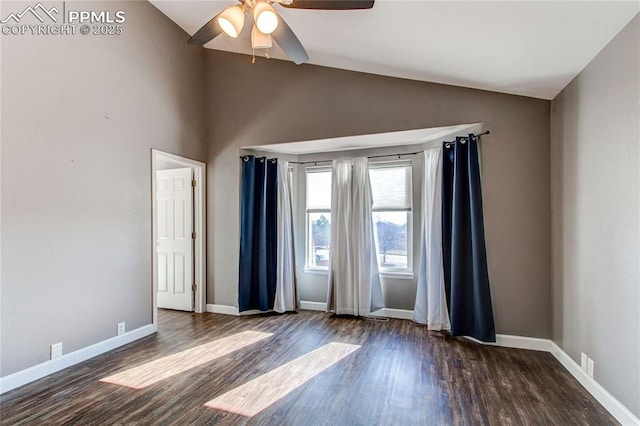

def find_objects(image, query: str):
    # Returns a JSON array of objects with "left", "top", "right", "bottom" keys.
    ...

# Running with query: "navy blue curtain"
[
  {"left": 442, "top": 135, "right": 496, "bottom": 342},
  {"left": 238, "top": 156, "right": 278, "bottom": 312}
]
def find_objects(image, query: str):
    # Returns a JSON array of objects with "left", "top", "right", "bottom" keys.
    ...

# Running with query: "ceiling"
[{"left": 149, "top": 1, "right": 639, "bottom": 100}]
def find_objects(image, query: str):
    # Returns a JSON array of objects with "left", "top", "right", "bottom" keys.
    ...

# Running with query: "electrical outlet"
[
  {"left": 50, "top": 342, "right": 63, "bottom": 360},
  {"left": 117, "top": 322, "right": 126, "bottom": 336},
  {"left": 580, "top": 352, "right": 588, "bottom": 371},
  {"left": 587, "top": 357, "right": 595, "bottom": 378}
]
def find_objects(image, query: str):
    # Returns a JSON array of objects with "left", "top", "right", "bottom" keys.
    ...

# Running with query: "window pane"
[
  {"left": 306, "top": 170, "right": 332, "bottom": 211},
  {"left": 373, "top": 211, "right": 408, "bottom": 270},
  {"left": 369, "top": 164, "right": 412, "bottom": 210},
  {"left": 309, "top": 213, "right": 331, "bottom": 268}
]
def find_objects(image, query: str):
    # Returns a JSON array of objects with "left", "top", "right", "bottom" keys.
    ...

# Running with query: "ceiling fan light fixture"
[
  {"left": 251, "top": 25, "right": 273, "bottom": 49},
  {"left": 254, "top": 2, "right": 278, "bottom": 35},
  {"left": 218, "top": 5, "right": 245, "bottom": 38}
]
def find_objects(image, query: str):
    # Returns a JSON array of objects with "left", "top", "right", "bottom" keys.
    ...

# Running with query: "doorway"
[{"left": 151, "top": 150, "right": 206, "bottom": 326}]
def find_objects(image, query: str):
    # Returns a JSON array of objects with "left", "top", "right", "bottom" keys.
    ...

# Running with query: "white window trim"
[
  {"left": 380, "top": 271, "right": 414, "bottom": 280},
  {"left": 369, "top": 160, "right": 414, "bottom": 275},
  {"left": 304, "top": 267, "right": 329, "bottom": 275},
  {"left": 303, "top": 161, "right": 414, "bottom": 275},
  {"left": 305, "top": 166, "right": 332, "bottom": 271}
]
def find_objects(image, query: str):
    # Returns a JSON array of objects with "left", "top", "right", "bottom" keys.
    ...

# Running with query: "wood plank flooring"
[{"left": 0, "top": 310, "right": 616, "bottom": 425}]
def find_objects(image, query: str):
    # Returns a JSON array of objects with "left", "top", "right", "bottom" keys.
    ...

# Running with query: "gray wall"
[
  {"left": 205, "top": 50, "right": 552, "bottom": 338},
  {"left": 1, "top": 1, "right": 205, "bottom": 376},
  {"left": 550, "top": 15, "right": 640, "bottom": 417}
]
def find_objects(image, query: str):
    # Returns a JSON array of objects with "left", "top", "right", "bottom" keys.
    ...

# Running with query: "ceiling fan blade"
[
  {"left": 187, "top": 11, "right": 224, "bottom": 46},
  {"left": 272, "top": 14, "right": 309, "bottom": 65},
  {"left": 281, "top": 0, "right": 374, "bottom": 10}
]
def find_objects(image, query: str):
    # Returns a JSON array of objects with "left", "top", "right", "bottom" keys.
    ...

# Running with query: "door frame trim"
[{"left": 151, "top": 149, "right": 206, "bottom": 325}]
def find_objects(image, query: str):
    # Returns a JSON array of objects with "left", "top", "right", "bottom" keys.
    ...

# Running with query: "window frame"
[
  {"left": 303, "top": 161, "right": 414, "bottom": 276},
  {"left": 369, "top": 160, "right": 414, "bottom": 275},
  {"left": 304, "top": 165, "right": 332, "bottom": 271}
]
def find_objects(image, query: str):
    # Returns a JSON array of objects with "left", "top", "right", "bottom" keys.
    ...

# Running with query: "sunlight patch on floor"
[
  {"left": 100, "top": 330, "right": 273, "bottom": 389},
  {"left": 204, "top": 342, "right": 360, "bottom": 417}
]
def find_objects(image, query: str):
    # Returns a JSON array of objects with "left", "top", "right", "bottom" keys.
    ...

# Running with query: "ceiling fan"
[{"left": 187, "top": 0, "right": 375, "bottom": 65}]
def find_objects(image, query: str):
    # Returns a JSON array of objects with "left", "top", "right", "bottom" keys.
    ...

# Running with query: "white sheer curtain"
[
  {"left": 274, "top": 159, "right": 298, "bottom": 313},
  {"left": 413, "top": 147, "right": 451, "bottom": 330},
  {"left": 327, "top": 157, "right": 384, "bottom": 316}
]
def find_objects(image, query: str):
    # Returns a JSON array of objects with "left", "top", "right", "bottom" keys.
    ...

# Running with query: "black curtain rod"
[
  {"left": 240, "top": 130, "right": 490, "bottom": 165},
  {"left": 443, "top": 130, "right": 491, "bottom": 149},
  {"left": 444, "top": 130, "right": 490, "bottom": 144}
]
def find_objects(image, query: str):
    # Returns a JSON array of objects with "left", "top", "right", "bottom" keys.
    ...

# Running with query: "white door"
[{"left": 156, "top": 168, "right": 194, "bottom": 311}]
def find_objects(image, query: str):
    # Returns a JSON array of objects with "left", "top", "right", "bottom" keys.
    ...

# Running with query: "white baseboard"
[
  {"left": 0, "top": 324, "right": 156, "bottom": 395},
  {"left": 298, "top": 302, "right": 414, "bottom": 321},
  {"left": 205, "top": 304, "right": 266, "bottom": 316},
  {"left": 299, "top": 301, "right": 326, "bottom": 311},
  {"left": 495, "top": 334, "right": 553, "bottom": 352},
  {"left": 206, "top": 304, "right": 239, "bottom": 316},
  {"left": 239, "top": 309, "right": 268, "bottom": 316},
  {"left": 369, "top": 308, "right": 415, "bottom": 320},
  {"left": 209, "top": 302, "right": 414, "bottom": 321},
  {"left": 464, "top": 334, "right": 553, "bottom": 352},
  {"left": 549, "top": 342, "right": 639, "bottom": 426}
]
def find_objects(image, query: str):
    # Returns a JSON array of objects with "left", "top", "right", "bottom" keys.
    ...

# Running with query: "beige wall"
[
  {"left": 205, "top": 50, "right": 552, "bottom": 338},
  {"left": 550, "top": 15, "right": 640, "bottom": 417},
  {"left": 0, "top": 1, "right": 205, "bottom": 376}
]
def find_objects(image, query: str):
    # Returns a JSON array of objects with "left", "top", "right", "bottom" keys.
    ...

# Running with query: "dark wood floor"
[{"left": 1, "top": 310, "right": 616, "bottom": 425}]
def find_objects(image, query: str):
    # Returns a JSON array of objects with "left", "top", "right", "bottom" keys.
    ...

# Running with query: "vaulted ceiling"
[{"left": 150, "top": 1, "right": 639, "bottom": 99}]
